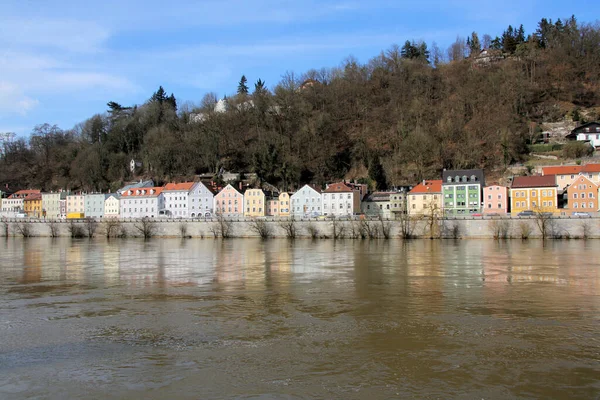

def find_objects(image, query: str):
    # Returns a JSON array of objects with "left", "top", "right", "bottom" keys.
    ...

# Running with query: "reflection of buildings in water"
[
  {"left": 117, "top": 240, "right": 217, "bottom": 288},
  {"left": 22, "top": 241, "right": 42, "bottom": 283},
  {"left": 65, "top": 244, "right": 84, "bottom": 282}
]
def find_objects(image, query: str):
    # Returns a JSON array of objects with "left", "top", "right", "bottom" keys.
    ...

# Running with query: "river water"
[{"left": 0, "top": 238, "right": 598, "bottom": 399}]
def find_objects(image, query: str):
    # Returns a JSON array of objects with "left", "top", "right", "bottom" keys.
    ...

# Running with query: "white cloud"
[{"left": 0, "top": 82, "right": 39, "bottom": 115}]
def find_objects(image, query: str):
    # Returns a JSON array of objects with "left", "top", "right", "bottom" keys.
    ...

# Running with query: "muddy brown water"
[{"left": 0, "top": 238, "right": 599, "bottom": 399}]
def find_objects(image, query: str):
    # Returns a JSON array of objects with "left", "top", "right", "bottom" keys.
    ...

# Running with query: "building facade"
[
  {"left": 104, "top": 194, "right": 120, "bottom": 218},
  {"left": 442, "top": 170, "right": 484, "bottom": 216},
  {"left": 566, "top": 121, "right": 600, "bottom": 149},
  {"left": 24, "top": 193, "right": 43, "bottom": 217},
  {"left": 214, "top": 184, "right": 244, "bottom": 216},
  {"left": 42, "top": 192, "right": 62, "bottom": 219},
  {"left": 2, "top": 190, "right": 40, "bottom": 213},
  {"left": 278, "top": 192, "right": 290, "bottom": 217},
  {"left": 120, "top": 187, "right": 164, "bottom": 218},
  {"left": 244, "top": 189, "right": 266, "bottom": 217},
  {"left": 483, "top": 185, "right": 509, "bottom": 214},
  {"left": 188, "top": 181, "right": 215, "bottom": 218},
  {"left": 390, "top": 191, "right": 408, "bottom": 217},
  {"left": 322, "top": 182, "right": 361, "bottom": 217},
  {"left": 266, "top": 199, "right": 279, "bottom": 216},
  {"left": 566, "top": 176, "right": 598, "bottom": 213},
  {"left": 408, "top": 180, "right": 443, "bottom": 216},
  {"left": 85, "top": 193, "right": 106, "bottom": 218},
  {"left": 291, "top": 184, "right": 322, "bottom": 218},
  {"left": 510, "top": 175, "right": 558, "bottom": 215},
  {"left": 66, "top": 194, "right": 86, "bottom": 219},
  {"left": 361, "top": 192, "right": 393, "bottom": 218},
  {"left": 163, "top": 182, "right": 195, "bottom": 218}
]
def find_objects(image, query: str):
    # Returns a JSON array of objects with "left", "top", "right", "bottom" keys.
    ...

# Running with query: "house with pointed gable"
[{"left": 214, "top": 184, "right": 244, "bottom": 217}]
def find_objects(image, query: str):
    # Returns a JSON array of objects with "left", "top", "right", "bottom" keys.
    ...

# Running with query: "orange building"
[
  {"left": 510, "top": 175, "right": 558, "bottom": 215},
  {"left": 567, "top": 176, "right": 598, "bottom": 213},
  {"left": 23, "top": 193, "right": 43, "bottom": 217}
]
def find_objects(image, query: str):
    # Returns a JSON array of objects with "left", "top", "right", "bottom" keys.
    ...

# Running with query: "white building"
[
  {"left": 120, "top": 187, "right": 164, "bottom": 219},
  {"left": 42, "top": 192, "right": 62, "bottom": 219},
  {"left": 290, "top": 184, "right": 322, "bottom": 218},
  {"left": 322, "top": 182, "right": 361, "bottom": 217},
  {"left": 566, "top": 122, "right": 600, "bottom": 149},
  {"left": 85, "top": 193, "right": 106, "bottom": 218},
  {"left": 189, "top": 181, "right": 215, "bottom": 218},
  {"left": 104, "top": 194, "right": 120, "bottom": 218},
  {"left": 162, "top": 182, "right": 195, "bottom": 218}
]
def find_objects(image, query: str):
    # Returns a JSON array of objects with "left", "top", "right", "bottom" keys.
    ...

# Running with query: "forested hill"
[{"left": 1, "top": 16, "right": 599, "bottom": 193}]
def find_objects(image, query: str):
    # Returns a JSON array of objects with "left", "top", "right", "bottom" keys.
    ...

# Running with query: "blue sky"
[{"left": 1, "top": 0, "right": 598, "bottom": 137}]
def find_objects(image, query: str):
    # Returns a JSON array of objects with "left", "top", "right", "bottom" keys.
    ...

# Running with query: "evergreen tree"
[
  {"left": 167, "top": 93, "right": 177, "bottom": 111},
  {"left": 468, "top": 32, "right": 481, "bottom": 56},
  {"left": 254, "top": 79, "right": 266, "bottom": 95},
  {"left": 368, "top": 155, "right": 388, "bottom": 190},
  {"left": 151, "top": 86, "right": 167, "bottom": 104},
  {"left": 237, "top": 75, "right": 249, "bottom": 95}
]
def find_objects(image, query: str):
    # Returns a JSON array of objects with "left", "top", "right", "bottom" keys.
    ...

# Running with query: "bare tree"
[
  {"left": 249, "top": 219, "right": 272, "bottom": 239},
  {"left": 134, "top": 217, "right": 157, "bottom": 239},
  {"left": 84, "top": 217, "right": 98, "bottom": 238},
  {"left": 378, "top": 215, "right": 392, "bottom": 239},
  {"left": 179, "top": 222, "right": 190, "bottom": 238},
  {"left": 488, "top": 219, "right": 511, "bottom": 239},
  {"left": 580, "top": 220, "right": 592, "bottom": 240},
  {"left": 424, "top": 202, "right": 442, "bottom": 239},
  {"left": 398, "top": 213, "right": 419, "bottom": 239},
  {"left": 518, "top": 221, "right": 532, "bottom": 240},
  {"left": 1, "top": 218, "right": 9, "bottom": 237},
  {"left": 14, "top": 221, "right": 33, "bottom": 238},
  {"left": 279, "top": 217, "right": 298, "bottom": 239},
  {"left": 332, "top": 218, "right": 345, "bottom": 239},
  {"left": 306, "top": 222, "right": 319, "bottom": 239},
  {"left": 210, "top": 214, "right": 233, "bottom": 238},
  {"left": 103, "top": 219, "right": 122, "bottom": 238},
  {"left": 47, "top": 220, "right": 60, "bottom": 237},
  {"left": 533, "top": 210, "right": 556, "bottom": 240},
  {"left": 68, "top": 221, "right": 85, "bottom": 238}
]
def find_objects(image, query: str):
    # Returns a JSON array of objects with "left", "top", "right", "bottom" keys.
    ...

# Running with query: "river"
[{"left": 0, "top": 238, "right": 599, "bottom": 399}]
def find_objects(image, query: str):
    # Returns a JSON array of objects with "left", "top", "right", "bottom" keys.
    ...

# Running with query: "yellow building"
[
  {"left": 278, "top": 192, "right": 290, "bottom": 217},
  {"left": 408, "top": 180, "right": 443, "bottom": 216},
  {"left": 24, "top": 193, "right": 43, "bottom": 218},
  {"left": 510, "top": 175, "right": 558, "bottom": 215},
  {"left": 243, "top": 189, "right": 266, "bottom": 217}
]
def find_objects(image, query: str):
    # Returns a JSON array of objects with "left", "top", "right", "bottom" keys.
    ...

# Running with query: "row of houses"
[{"left": 2, "top": 163, "right": 600, "bottom": 220}]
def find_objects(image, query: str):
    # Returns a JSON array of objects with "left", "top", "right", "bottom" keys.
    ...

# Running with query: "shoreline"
[{"left": 1, "top": 217, "right": 598, "bottom": 239}]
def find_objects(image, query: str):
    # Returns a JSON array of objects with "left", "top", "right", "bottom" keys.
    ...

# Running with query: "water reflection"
[{"left": 0, "top": 238, "right": 599, "bottom": 399}]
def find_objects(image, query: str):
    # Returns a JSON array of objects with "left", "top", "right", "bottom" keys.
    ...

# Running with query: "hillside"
[{"left": 1, "top": 15, "right": 600, "bottom": 192}]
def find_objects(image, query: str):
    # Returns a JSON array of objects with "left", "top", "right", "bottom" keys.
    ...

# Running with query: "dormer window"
[
  {"left": 447, "top": 177, "right": 452, "bottom": 183},
  {"left": 150, "top": 189, "right": 155, "bottom": 195},
  {"left": 462, "top": 175, "right": 467, "bottom": 182},
  {"left": 471, "top": 175, "right": 476, "bottom": 181},
  {"left": 455, "top": 175, "right": 460, "bottom": 182},
  {"left": 585, "top": 127, "right": 590, "bottom": 132},
  {"left": 141, "top": 190, "right": 146, "bottom": 195},
  {"left": 128, "top": 190, "right": 132, "bottom": 195},
  {"left": 136, "top": 190, "right": 140, "bottom": 195}
]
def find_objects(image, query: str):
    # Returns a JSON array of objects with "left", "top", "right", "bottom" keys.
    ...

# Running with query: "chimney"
[
  {"left": 423, "top": 180, "right": 425, "bottom": 185},
  {"left": 239, "top": 181, "right": 242, "bottom": 191}
]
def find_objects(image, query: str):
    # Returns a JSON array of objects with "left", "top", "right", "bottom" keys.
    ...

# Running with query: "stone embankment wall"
[{"left": 1, "top": 217, "right": 599, "bottom": 239}]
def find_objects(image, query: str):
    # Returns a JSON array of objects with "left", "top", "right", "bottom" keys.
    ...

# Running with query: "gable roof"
[
  {"left": 542, "top": 165, "right": 582, "bottom": 176},
  {"left": 511, "top": 175, "right": 556, "bottom": 188},
  {"left": 567, "top": 175, "right": 598, "bottom": 191},
  {"left": 324, "top": 182, "right": 356, "bottom": 193},
  {"left": 24, "top": 193, "right": 42, "bottom": 201},
  {"left": 409, "top": 180, "right": 442, "bottom": 194},
  {"left": 164, "top": 182, "right": 195, "bottom": 191},
  {"left": 571, "top": 121, "right": 600, "bottom": 134},
  {"left": 216, "top": 184, "right": 243, "bottom": 196},
  {"left": 9, "top": 190, "right": 41, "bottom": 199}
]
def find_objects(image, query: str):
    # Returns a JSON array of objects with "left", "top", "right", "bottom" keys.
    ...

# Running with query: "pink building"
[
  {"left": 266, "top": 199, "right": 279, "bottom": 216},
  {"left": 214, "top": 184, "right": 244, "bottom": 216},
  {"left": 483, "top": 185, "right": 509, "bottom": 214}
]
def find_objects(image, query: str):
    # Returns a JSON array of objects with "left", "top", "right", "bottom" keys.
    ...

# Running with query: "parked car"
[
  {"left": 572, "top": 212, "right": 591, "bottom": 218},
  {"left": 517, "top": 210, "right": 534, "bottom": 217}
]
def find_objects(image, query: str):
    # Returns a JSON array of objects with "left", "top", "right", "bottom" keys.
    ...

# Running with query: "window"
[
  {"left": 590, "top": 192, "right": 595, "bottom": 198},
  {"left": 497, "top": 203, "right": 501, "bottom": 209},
  {"left": 488, "top": 195, "right": 492, "bottom": 200},
  {"left": 532, "top": 201, "right": 537, "bottom": 207},
  {"left": 488, "top": 203, "right": 492, "bottom": 208},
  {"left": 582, "top": 193, "right": 586, "bottom": 199},
  {"left": 582, "top": 203, "right": 586, "bottom": 209},
  {"left": 574, "top": 193, "right": 578, "bottom": 199},
  {"left": 532, "top": 191, "right": 536, "bottom": 197},
  {"left": 548, "top": 201, "right": 553, "bottom": 207}
]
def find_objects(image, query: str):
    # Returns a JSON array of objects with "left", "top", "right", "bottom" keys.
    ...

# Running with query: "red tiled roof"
[
  {"left": 9, "top": 189, "right": 41, "bottom": 199},
  {"left": 581, "top": 163, "right": 600, "bottom": 173},
  {"left": 164, "top": 182, "right": 195, "bottom": 191},
  {"left": 409, "top": 180, "right": 442, "bottom": 194},
  {"left": 511, "top": 175, "right": 556, "bottom": 188},
  {"left": 24, "top": 193, "right": 42, "bottom": 201},
  {"left": 324, "top": 182, "right": 354, "bottom": 193},
  {"left": 542, "top": 166, "right": 582, "bottom": 175},
  {"left": 120, "top": 187, "right": 164, "bottom": 197}
]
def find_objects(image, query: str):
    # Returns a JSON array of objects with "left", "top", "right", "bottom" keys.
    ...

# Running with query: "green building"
[{"left": 442, "top": 169, "right": 485, "bottom": 215}]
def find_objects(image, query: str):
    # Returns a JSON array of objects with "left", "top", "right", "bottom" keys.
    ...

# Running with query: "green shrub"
[{"left": 562, "top": 141, "right": 594, "bottom": 159}]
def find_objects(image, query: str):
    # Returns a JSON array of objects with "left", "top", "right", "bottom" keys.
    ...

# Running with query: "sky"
[{"left": 1, "top": 0, "right": 599, "bottom": 137}]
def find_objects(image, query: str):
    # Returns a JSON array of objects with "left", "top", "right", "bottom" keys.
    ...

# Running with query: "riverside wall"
[{"left": 1, "top": 217, "right": 600, "bottom": 239}]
